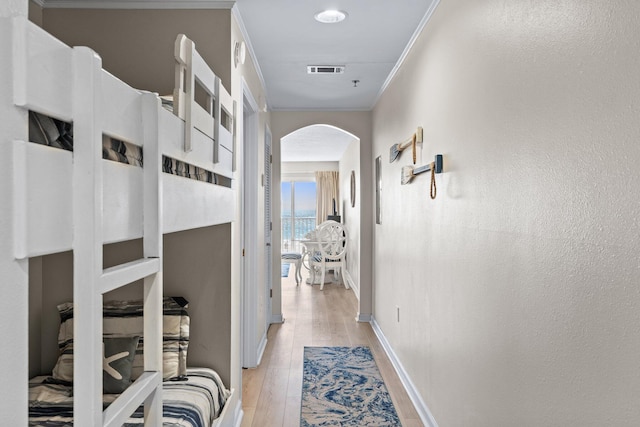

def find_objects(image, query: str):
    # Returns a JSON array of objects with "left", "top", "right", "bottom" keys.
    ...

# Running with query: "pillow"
[
  {"left": 28, "top": 111, "right": 74, "bottom": 151},
  {"left": 102, "top": 135, "right": 144, "bottom": 167},
  {"left": 52, "top": 297, "right": 189, "bottom": 383},
  {"left": 103, "top": 336, "right": 140, "bottom": 394}
]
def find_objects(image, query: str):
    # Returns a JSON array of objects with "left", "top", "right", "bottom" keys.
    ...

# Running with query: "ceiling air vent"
[{"left": 307, "top": 65, "right": 345, "bottom": 74}]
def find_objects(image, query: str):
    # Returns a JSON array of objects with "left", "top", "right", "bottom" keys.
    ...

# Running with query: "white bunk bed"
[{"left": 0, "top": 6, "right": 239, "bottom": 427}]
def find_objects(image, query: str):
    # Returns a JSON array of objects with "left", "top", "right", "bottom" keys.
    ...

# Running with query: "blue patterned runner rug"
[{"left": 301, "top": 346, "right": 401, "bottom": 426}]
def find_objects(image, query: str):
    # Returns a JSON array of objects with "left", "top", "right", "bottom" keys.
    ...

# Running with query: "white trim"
[
  {"left": 270, "top": 106, "right": 371, "bottom": 113},
  {"left": 344, "top": 269, "right": 359, "bottom": 300},
  {"left": 241, "top": 79, "right": 261, "bottom": 369},
  {"left": 231, "top": 5, "right": 269, "bottom": 109},
  {"left": 31, "top": 0, "right": 46, "bottom": 7},
  {"left": 233, "top": 405, "right": 244, "bottom": 427},
  {"left": 40, "top": 0, "right": 234, "bottom": 9},
  {"left": 242, "top": 77, "right": 259, "bottom": 112},
  {"left": 271, "top": 314, "right": 284, "bottom": 324},
  {"left": 370, "top": 0, "right": 441, "bottom": 109},
  {"left": 370, "top": 316, "right": 439, "bottom": 427},
  {"left": 212, "top": 390, "right": 241, "bottom": 427},
  {"left": 280, "top": 171, "right": 316, "bottom": 182},
  {"left": 264, "top": 124, "right": 274, "bottom": 333},
  {"left": 256, "top": 333, "right": 267, "bottom": 366},
  {"left": 355, "top": 313, "right": 371, "bottom": 323}
]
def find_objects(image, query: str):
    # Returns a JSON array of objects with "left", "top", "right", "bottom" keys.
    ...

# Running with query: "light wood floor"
[{"left": 241, "top": 265, "right": 424, "bottom": 427}]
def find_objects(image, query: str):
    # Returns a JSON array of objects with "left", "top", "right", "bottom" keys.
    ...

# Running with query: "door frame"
[
  {"left": 264, "top": 125, "right": 273, "bottom": 332},
  {"left": 241, "top": 79, "right": 262, "bottom": 368}
]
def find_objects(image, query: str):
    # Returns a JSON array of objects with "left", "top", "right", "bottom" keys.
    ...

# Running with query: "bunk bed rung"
[
  {"left": 102, "top": 371, "right": 162, "bottom": 427},
  {"left": 100, "top": 258, "right": 160, "bottom": 294}
]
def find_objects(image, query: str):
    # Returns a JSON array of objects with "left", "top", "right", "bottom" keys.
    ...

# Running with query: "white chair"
[
  {"left": 309, "top": 221, "right": 348, "bottom": 290},
  {"left": 281, "top": 252, "right": 302, "bottom": 285}
]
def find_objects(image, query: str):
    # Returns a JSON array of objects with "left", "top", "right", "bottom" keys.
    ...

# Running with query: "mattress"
[{"left": 28, "top": 367, "right": 230, "bottom": 427}]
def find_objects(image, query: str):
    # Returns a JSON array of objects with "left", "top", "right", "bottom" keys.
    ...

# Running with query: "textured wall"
[
  {"left": 282, "top": 161, "right": 339, "bottom": 177},
  {"left": 339, "top": 139, "right": 361, "bottom": 295},
  {"left": 372, "top": 0, "right": 640, "bottom": 425}
]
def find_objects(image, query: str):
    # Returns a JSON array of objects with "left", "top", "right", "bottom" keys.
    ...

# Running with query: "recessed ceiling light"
[{"left": 314, "top": 10, "right": 347, "bottom": 24}]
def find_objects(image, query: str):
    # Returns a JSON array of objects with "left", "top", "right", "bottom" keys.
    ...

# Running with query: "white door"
[{"left": 241, "top": 82, "right": 261, "bottom": 368}]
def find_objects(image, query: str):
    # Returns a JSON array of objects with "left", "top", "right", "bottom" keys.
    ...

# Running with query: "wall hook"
[
  {"left": 401, "top": 154, "right": 443, "bottom": 185},
  {"left": 389, "top": 126, "right": 422, "bottom": 163}
]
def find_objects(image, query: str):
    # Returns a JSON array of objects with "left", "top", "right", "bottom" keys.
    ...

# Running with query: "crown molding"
[
  {"left": 31, "top": 0, "right": 46, "bottom": 7},
  {"left": 39, "top": 0, "right": 234, "bottom": 9},
  {"left": 270, "top": 107, "right": 372, "bottom": 113},
  {"left": 231, "top": 4, "right": 269, "bottom": 110},
  {"left": 371, "top": 0, "right": 441, "bottom": 110}
]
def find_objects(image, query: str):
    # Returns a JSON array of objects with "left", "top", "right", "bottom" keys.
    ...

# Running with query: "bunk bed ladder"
[{"left": 72, "top": 48, "right": 164, "bottom": 426}]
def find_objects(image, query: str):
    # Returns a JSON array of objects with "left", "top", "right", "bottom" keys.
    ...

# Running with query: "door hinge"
[
  {"left": 242, "top": 248, "right": 245, "bottom": 257},
  {"left": 270, "top": 154, "right": 273, "bottom": 164},
  {"left": 270, "top": 221, "right": 272, "bottom": 231},
  {"left": 270, "top": 289, "right": 272, "bottom": 298}
]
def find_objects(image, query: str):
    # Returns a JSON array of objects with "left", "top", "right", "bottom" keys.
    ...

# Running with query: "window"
[{"left": 282, "top": 181, "right": 316, "bottom": 252}]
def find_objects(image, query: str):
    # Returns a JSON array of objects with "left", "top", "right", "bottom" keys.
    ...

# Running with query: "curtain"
[{"left": 315, "top": 171, "right": 339, "bottom": 226}]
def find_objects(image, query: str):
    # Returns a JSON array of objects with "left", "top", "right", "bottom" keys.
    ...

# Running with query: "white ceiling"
[
  {"left": 281, "top": 125, "right": 357, "bottom": 162},
  {"left": 38, "top": 0, "right": 438, "bottom": 161},
  {"left": 236, "top": 0, "right": 437, "bottom": 111},
  {"left": 234, "top": 0, "right": 438, "bottom": 162}
]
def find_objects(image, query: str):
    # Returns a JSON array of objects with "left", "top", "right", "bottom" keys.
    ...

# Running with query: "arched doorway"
[
  {"left": 280, "top": 124, "right": 360, "bottom": 294},
  {"left": 270, "top": 111, "right": 374, "bottom": 324}
]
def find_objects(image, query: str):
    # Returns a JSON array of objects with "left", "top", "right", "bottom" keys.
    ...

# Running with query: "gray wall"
[
  {"left": 42, "top": 8, "right": 231, "bottom": 94},
  {"left": 27, "top": 0, "right": 42, "bottom": 26},
  {"left": 29, "top": 225, "right": 232, "bottom": 385},
  {"left": 164, "top": 225, "right": 232, "bottom": 386},
  {"left": 372, "top": 0, "right": 640, "bottom": 425}
]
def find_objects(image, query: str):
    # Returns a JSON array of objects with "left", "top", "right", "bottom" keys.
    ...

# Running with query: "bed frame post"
[
  {"left": 213, "top": 76, "right": 221, "bottom": 164},
  {"left": 142, "top": 92, "right": 164, "bottom": 423},
  {"left": 72, "top": 46, "right": 104, "bottom": 426},
  {"left": 174, "top": 35, "right": 195, "bottom": 153},
  {"left": 0, "top": 15, "right": 29, "bottom": 426}
]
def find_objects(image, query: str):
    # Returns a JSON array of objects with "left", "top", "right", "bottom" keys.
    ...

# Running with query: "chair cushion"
[{"left": 282, "top": 252, "right": 302, "bottom": 260}]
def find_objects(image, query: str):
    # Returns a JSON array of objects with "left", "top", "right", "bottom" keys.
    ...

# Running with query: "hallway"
[{"left": 241, "top": 267, "right": 423, "bottom": 426}]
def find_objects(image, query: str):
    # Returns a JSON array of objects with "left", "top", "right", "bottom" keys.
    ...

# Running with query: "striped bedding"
[
  {"left": 28, "top": 111, "right": 230, "bottom": 187},
  {"left": 163, "top": 156, "right": 233, "bottom": 188},
  {"left": 29, "top": 111, "right": 144, "bottom": 167},
  {"left": 29, "top": 368, "right": 230, "bottom": 427}
]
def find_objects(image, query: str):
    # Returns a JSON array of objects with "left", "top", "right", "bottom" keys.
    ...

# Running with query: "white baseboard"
[
  {"left": 233, "top": 405, "right": 244, "bottom": 427},
  {"left": 355, "top": 313, "right": 371, "bottom": 323},
  {"left": 216, "top": 388, "right": 241, "bottom": 427},
  {"left": 270, "top": 314, "right": 284, "bottom": 324},
  {"left": 344, "top": 269, "right": 359, "bottom": 299},
  {"left": 370, "top": 316, "right": 439, "bottom": 427},
  {"left": 256, "top": 333, "right": 267, "bottom": 366}
]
